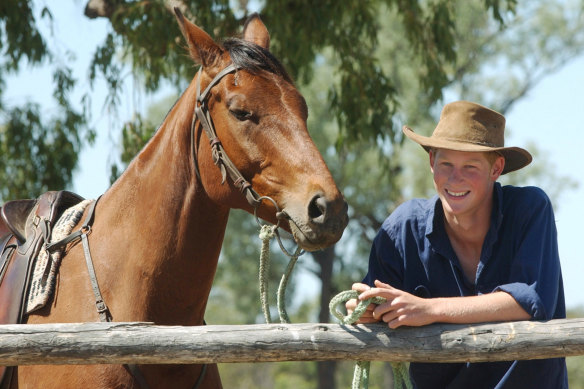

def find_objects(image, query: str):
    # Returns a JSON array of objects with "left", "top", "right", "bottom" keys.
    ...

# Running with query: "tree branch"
[
  {"left": 84, "top": 0, "right": 194, "bottom": 21},
  {"left": 84, "top": 0, "right": 115, "bottom": 19}
]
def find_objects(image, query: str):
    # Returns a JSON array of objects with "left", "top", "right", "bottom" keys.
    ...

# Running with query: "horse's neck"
[{"left": 95, "top": 84, "right": 230, "bottom": 325}]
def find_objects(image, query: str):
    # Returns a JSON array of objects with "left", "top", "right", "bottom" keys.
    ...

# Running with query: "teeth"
[{"left": 447, "top": 190, "right": 468, "bottom": 197}]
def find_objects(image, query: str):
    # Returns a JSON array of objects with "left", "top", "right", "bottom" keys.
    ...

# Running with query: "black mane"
[{"left": 222, "top": 38, "right": 292, "bottom": 83}]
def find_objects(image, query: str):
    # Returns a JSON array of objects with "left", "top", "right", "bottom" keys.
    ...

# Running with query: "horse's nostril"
[{"left": 308, "top": 195, "right": 327, "bottom": 223}]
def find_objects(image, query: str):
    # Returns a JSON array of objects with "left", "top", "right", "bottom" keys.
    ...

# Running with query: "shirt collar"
[
  {"left": 426, "top": 197, "right": 450, "bottom": 256},
  {"left": 425, "top": 195, "right": 440, "bottom": 238},
  {"left": 485, "top": 181, "right": 504, "bottom": 248}
]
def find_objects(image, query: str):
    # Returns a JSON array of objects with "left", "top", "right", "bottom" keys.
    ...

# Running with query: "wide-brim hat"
[{"left": 403, "top": 101, "right": 532, "bottom": 174}]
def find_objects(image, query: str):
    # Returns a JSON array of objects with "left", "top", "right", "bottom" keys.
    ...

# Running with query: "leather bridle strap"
[{"left": 192, "top": 64, "right": 262, "bottom": 208}]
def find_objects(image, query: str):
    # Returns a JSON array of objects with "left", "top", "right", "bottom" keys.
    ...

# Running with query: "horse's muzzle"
[{"left": 286, "top": 194, "right": 349, "bottom": 251}]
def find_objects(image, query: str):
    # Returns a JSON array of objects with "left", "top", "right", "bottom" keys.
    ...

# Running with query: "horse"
[{"left": 9, "top": 9, "right": 348, "bottom": 389}]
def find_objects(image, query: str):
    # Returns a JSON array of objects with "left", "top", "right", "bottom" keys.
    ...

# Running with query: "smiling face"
[{"left": 429, "top": 148, "right": 505, "bottom": 222}]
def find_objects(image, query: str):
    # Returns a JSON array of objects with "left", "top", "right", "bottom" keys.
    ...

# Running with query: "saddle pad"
[{"left": 26, "top": 199, "right": 93, "bottom": 314}]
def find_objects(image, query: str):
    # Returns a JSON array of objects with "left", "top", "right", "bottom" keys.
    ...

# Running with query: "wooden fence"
[{"left": 1, "top": 319, "right": 583, "bottom": 366}]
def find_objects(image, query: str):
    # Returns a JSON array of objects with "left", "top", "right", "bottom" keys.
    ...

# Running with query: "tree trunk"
[{"left": 313, "top": 245, "right": 338, "bottom": 389}]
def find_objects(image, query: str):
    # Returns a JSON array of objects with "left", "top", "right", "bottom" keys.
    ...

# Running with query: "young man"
[{"left": 347, "top": 101, "right": 568, "bottom": 388}]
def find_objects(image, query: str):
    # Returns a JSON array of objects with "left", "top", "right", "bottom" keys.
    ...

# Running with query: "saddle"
[{"left": 0, "top": 191, "right": 84, "bottom": 387}]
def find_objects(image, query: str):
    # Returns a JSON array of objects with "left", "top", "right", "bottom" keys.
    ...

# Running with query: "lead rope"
[
  {"left": 259, "top": 224, "right": 276, "bottom": 323},
  {"left": 277, "top": 245, "right": 302, "bottom": 324},
  {"left": 256, "top": 219, "right": 410, "bottom": 389},
  {"left": 329, "top": 290, "right": 412, "bottom": 389},
  {"left": 258, "top": 224, "right": 303, "bottom": 324}
]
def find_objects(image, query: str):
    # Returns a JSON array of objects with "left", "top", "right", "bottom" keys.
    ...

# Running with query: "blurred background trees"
[{"left": 2, "top": 0, "right": 584, "bottom": 387}]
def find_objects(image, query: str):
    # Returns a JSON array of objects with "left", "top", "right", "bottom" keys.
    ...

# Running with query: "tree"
[
  {"left": 0, "top": 1, "right": 93, "bottom": 201},
  {"left": 1, "top": 0, "right": 519, "bottom": 200}
]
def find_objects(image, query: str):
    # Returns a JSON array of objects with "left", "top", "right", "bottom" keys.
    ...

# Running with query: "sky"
[{"left": 4, "top": 3, "right": 584, "bottom": 309}]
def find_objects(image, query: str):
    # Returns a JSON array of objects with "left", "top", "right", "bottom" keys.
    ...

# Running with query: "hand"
[
  {"left": 345, "top": 283, "right": 379, "bottom": 324},
  {"left": 357, "top": 280, "right": 435, "bottom": 329}
]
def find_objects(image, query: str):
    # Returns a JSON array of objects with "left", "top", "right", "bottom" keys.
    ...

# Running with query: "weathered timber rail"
[{"left": 1, "top": 319, "right": 583, "bottom": 366}]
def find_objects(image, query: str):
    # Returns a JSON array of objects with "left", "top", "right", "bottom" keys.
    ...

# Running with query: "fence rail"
[{"left": 1, "top": 319, "right": 583, "bottom": 366}]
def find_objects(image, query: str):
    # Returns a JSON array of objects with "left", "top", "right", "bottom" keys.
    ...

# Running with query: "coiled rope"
[{"left": 329, "top": 290, "right": 412, "bottom": 389}]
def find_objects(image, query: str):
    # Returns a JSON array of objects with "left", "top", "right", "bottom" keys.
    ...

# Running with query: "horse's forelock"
[{"left": 222, "top": 38, "right": 292, "bottom": 83}]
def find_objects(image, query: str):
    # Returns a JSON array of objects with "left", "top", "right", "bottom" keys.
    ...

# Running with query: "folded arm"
[{"left": 346, "top": 280, "right": 531, "bottom": 329}]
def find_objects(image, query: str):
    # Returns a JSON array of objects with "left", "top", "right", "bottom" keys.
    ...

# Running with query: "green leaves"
[
  {"left": 0, "top": 1, "right": 92, "bottom": 201},
  {"left": 0, "top": 0, "right": 528, "bottom": 203},
  {"left": 0, "top": 98, "right": 86, "bottom": 200},
  {"left": 0, "top": 0, "right": 47, "bottom": 70},
  {"left": 330, "top": 59, "right": 398, "bottom": 147},
  {"left": 109, "top": 113, "right": 156, "bottom": 183}
]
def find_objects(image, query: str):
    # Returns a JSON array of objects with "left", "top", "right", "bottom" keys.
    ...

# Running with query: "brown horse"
[{"left": 13, "top": 9, "right": 347, "bottom": 389}]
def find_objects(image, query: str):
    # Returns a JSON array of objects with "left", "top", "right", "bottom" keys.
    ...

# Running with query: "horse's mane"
[{"left": 223, "top": 38, "right": 292, "bottom": 83}]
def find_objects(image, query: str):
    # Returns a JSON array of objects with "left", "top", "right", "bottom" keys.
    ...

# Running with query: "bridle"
[
  {"left": 191, "top": 63, "right": 262, "bottom": 209},
  {"left": 191, "top": 63, "right": 307, "bottom": 258}
]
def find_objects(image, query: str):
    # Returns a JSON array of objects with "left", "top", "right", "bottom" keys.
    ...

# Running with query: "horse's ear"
[
  {"left": 174, "top": 8, "right": 223, "bottom": 68},
  {"left": 242, "top": 13, "right": 270, "bottom": 50}
]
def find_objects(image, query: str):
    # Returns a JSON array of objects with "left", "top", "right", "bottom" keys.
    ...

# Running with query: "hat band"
[{"left": 437, "top": 137, "right": 501, "bottom": 148}]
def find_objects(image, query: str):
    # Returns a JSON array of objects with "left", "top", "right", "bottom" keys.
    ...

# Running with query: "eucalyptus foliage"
[
  {"left": 1, "top": 0, "right": 519, "bottom": 200},
  {"left": 0, "top": 1, "right": 92, "bottom": 200}
]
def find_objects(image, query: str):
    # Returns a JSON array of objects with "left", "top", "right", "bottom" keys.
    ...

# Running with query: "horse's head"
[{"left": 175, "top": 10, "right": 348, "bottom": 251}]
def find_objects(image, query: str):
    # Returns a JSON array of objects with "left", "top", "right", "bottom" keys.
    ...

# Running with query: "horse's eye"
[{"left": 229, "top": 108, "right": 252, "bottom": 121}]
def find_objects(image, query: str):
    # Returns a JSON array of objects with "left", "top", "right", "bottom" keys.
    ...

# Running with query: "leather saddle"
[{"left": 0, "top": 191, "right": 84, "bottom": 387}]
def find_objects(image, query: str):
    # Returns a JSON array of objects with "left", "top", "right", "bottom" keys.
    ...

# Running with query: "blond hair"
[{"left": 429, "top": 148, "right": 504, "bottom": 167}]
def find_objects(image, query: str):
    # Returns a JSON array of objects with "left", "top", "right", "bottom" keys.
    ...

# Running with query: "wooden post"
[{"left": 0, "top": 319, "right": 583, "bottom": 365}]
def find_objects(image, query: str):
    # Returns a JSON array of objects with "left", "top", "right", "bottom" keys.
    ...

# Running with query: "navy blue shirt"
[{"left": 363, "top": 183, "right": 568, "bottom": 388}]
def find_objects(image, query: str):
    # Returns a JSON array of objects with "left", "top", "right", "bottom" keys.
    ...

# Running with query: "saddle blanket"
[{"left": 26, "top": 199, "right": 93, "bottom": 314}]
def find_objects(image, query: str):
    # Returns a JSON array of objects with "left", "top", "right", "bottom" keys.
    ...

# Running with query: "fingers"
[
  {"left": 351, "top": 283, "right": 371, "bottom": 293},
  {"left": 345, "top": 297, "right": 380, "bottom": 323},
  {"left": 369, "top": 302, "right": 407, "bottom": 329},
  {"left": 348, "top": 280, "right": 409, "bottom": 326},
  {"left": 357, "top": 312, "right": 379, "bottom": 323},
  {"left": 358, "top": 280, "right": 397, "bottom": 301},
  {"left": 378, "top": 307, "right": 401, "bottom": 327},
  {"left": 374, "top": 279, "right": 392, "bottom": 289},
  {"left": 358, "top": 303, "right": 380, "bottom": 323},
  {"left": 345, "top": 298, "right": 358, "bottom": 312},
  {"left": 372, "top": 300, "right": 394, "bottom": 320}
]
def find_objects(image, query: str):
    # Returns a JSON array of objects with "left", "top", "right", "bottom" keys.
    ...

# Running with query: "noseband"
[{"left": 192, "top": 64, "right": 262, "bottom": 209}]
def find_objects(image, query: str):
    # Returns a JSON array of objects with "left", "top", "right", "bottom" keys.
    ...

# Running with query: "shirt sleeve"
[{"left": 494, "top": 188, "right": 561, "bottom": 320}]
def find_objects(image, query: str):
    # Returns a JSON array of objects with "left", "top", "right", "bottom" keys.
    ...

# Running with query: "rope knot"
[{"left": 259, "top": 224, "right": 276, "bottom": 241}]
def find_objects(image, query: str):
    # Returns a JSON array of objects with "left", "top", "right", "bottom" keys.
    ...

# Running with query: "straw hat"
[{"left": 402, "top": 101, "right": 532, "bottom": 174}]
